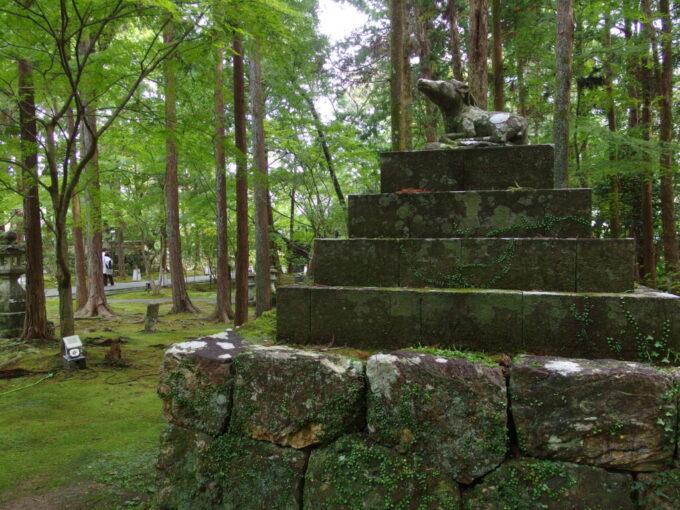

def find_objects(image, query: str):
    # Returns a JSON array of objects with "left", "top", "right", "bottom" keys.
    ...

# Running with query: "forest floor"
[{"left": 0, "top": 283, "right": 276, "bottom": 510}]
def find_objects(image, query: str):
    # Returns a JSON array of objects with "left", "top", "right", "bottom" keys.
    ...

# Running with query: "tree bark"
[
  {"left": 390, "top": 0, "right": 409, "bottom": 151},
  {"left": 163, "top": 20, "right": 198, "bottom": 314},
  {"left": 115, "top": 213, "right": 127, "bottom": 279},
  {"left": 76, "top": 36, "right": 113, "bottom": 318},
  {"left": 603, "top": 14, "right": 621, "bottom": 238},
  {"left": 17, "top": 57, "right": 49, "bottom": 341},
  {"left": 553, "top": 0, "right": 573, "bottom": 189},
  {"left": 446, "top": 0, "right": 464, "bottom": 80},
  {"left": 250, "top": 44, "right": 272, "bottom": 317},
  {"left": 233, "top": 32, "right": 249, "bottom": 326},
  {"left": 413, "top": 1, "right": 438, "bottom": 143},
  {"left": 207, "top": 42, "right": 234, "bottom": 322},
  {"left": 491, "top": 0, "right": 504, "bottom": 111},
  {"left": 658, "top": 0, "right": 678, "bottom": 285},
  {"left": 468, "top": 0, "right": 489, "bottom": 110},
  {"left": 288, "top": 187, "right": 296, "bottom": 273}
]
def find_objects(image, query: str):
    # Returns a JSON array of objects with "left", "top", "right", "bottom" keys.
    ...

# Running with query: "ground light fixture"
[{"left": 62, "top": 335, "right": 86, "bottom": 369}]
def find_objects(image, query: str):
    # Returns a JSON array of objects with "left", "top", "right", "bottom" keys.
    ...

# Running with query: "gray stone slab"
[
  {"left": 380, "top": 144, "right": 554, "bottom": 193},
  {"left": 577, "top": 238, "right": 635, "bottom": 292},
  {"left": 348, "top": 189, "right": 592, "bottom": 238},
  {"left": 276, "top": 286, "right": 310, "bottom": 344}
]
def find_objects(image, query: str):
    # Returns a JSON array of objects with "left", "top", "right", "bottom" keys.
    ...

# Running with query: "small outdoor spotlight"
[{"left": 62, "top": 335, "right": 87, "bottom": 369}]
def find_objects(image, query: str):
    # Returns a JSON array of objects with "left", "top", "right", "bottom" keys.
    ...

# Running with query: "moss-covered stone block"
[
  {"left": 313, "top": 239, "right": 400, "bottom": 287},
  {"left": 421, "top": 290, "right": 523, "bottom": 353},
  {"left": 366, "top": 351, "right": 507, "bottom": 484},
  {"left": 510, "top": 355, "right": 675, "bottom": 471},
  {"left": 276, "top": 286, "right": 310, "bottom": 344},
  {"left": 203, "top": 433, "right": 307, "bottom": 510},
  {"left": 348, "top": 189, "right": 592, "bottom": 239},
  {"left": 157, "top": 424, "right": 217, "bottom": 510},
  {"left": 380, "top": 145, "right": 554, "bottom": 193},
  {"left": 157, "top": 333, "right": 249, "bottom": 435},
  {"left": 458, "top": 238, "right": 525, "bottom": 289},
  {"left": 463, "top": 458, "right": 634, "bottom": 509},
  {"left": 230, "top": 346, "right": 365, "bottom": 448},
  {"left": 517, "top": 239, "right": 576, "bottom": 291},
  {"left": 310, "top": 287, "right": 421, "bottom": 349},
  {"left": 398, "top": 238, "right": 463, "bottom": 287},
  {"left": 304, "top": 434, "right": 461, "bottom": 509},
  {"left": 577, "top": 239, "right": 635, "bottom": 292}
]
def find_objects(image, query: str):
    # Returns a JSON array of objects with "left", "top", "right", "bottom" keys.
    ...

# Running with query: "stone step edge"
[{"left": 349, "top": 187, "right": 592, "bottom": 199}]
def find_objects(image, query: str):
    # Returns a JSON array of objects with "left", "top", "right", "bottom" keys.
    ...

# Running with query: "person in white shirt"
[{"left": 102, "top": 250, "right": 114, "bottom": 286}]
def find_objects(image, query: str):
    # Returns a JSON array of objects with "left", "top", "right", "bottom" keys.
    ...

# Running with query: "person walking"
[{"left": 102, "top": 250, "right": 114, "bottom": 286}]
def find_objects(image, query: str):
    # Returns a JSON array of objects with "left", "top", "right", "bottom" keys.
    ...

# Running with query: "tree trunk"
[
  {"left": 413, "top": 2, "right": 438, "bottom": 142},
  {"left": 446, "top": 0, "right": 464, "bottom": 80},
  {"left": 288, "top": 187, "right": 296, "bottom": 273},
  {"left": 76, "top": 36, "right": 113, "bottom": 318},
  {"left": 17, "top": 57, "right": 49, "bottom": 341},
  {"left": 390, "top": 0, "right": 409, "bottom": 151},
  {"left": 163, "top": 20, "right": 198, "bottom": 314},
  {"left": 553, "top": 0, "right": 573, "bottom": 188},
  {"left": 658, "top": 0, "right": 678, "bottom": 285},
  {"left": 491, "top": 0, "right": 504, "bottom": 111},
  {"left": 603, "top": 14, "right": 621, "bottom": 238},
  {"left": 233, "top": 32, "right": 249, "bottom": 326},
  {"left": 468, "top": 0, "right": 488, "bottom": 110},
  {"left": 207, "top": 41, "right": 234, "bottom": 322},
  {"left": 116, "top": 213, "right": 127, "bottom": 279},
  {"left": 250, "top": 44, "right": 272, "bottom": 317},
  {"left": 69, "top": 103, "right": 88, "bottom": 309}
]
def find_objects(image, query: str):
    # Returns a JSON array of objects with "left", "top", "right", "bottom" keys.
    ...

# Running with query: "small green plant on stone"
[
  {"left": 569, "top": 297, "right": 593, "bottom": 343},
  {"left": 619, "top": 298, "right": 677, "bottom": 364},
  {"left": 410, "top": 346, "right": 497, "bottom": 367}
]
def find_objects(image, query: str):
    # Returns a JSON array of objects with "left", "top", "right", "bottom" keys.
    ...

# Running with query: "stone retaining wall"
[{"left": 157, "top": 334, "right": 680, "bottom": 509}]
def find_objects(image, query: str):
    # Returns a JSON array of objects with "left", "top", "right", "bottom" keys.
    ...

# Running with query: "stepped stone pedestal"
[{"left": 278, "top": 145, "right": 680, "bottom": 361}]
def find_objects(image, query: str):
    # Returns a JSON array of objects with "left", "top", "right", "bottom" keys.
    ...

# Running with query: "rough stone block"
[
  {"left": 516, "top": 239, "right": 577, "bottom": 291},
  {"left": 380, "top": 145, "right": 554, "bottom": 193},
  {"left": 348, "top": 189, "right": 592, "bottom": 239},
  {"left": 312, "top": 239, "right": 399, "bottom": 287},
  {"left": 157, "top": 332, "right": 249, "bottom": 435},
  {"left": 230, "top": 346, "right": 365, "bottom": 448},
  {"left": 510, "top": 355, "right": 675, "bottom": 471},
  {"left": 463, "top": 458, "right": 634, "bottom": 509},
  {"left": 458, "top": 238, "right": 525, "bottom": 289},
  {"left": 398, "top": 238, "right": 463, "bottom": 287},
  {"left": 366, "top": 351, "right": 507, "bottom": 484},
  {"left": 577, "top": 239, "right": 635, "bottom": 292},
  {"left": 202, "top": 433, "right": 307, "bottom": 510},
  {"left": 304, "top": 434, "right": 461, "bottom": 509},
  {"left": 637, "top": 469, "right": 680, "bottom": 510},
  {"left": 276, "top": 286, "right": 310, "bottom": 344},
  {"left": 310, "top": 287, "right": 421, "bottom": 349},
  {"left": 157, "top": 424, "right": 217, "bottom": 510},
  {"left": 421, "top": 290, "right": 524, "bottom": 353}
]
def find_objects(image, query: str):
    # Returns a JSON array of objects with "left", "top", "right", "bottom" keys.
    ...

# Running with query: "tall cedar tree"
[
  {"left": 468, "top": 0, "right": 489, "bottom": 109},
  {"left": 207, "top": 42, "right": 235, "bottom": 322},
  {"left": 163, "top": 20, "right": 198, "bottom": 313},
  {"left": 491, "top": 0, "right": 504, "bottom": 111},
  {"left": 18, "top": 56, "right": 49, "bottom": 340},
  {"left": 390, "top": 0, "right": 409, "bottom": 151},
  {"left": 553, "top": 0, "right": 573, "bottom": 188},
  {"left": 446, "top": 0, "right": 464, "bottom": 80},
  {"left": 233, "top": 32, "right": 249, "bottom": 326},
  {"left": 251, "top": 43, "right": 272, "bottom": 317}
]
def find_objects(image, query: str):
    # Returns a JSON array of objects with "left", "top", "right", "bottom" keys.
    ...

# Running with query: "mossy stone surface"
[
  {"left": 380, "top": 145, "right": 554, "bottom": 193},
  {"left": 510, "top": 355, "right": 675, "bottom": 471},
  {"left": 577, "top": 239, "right": 635, "bottom": 292},
  {"left": 366, "top": 351, "right": 507, "bottom": 484},
  {"left": 463, "top": 458, "right": 634, "bottom": 510},
  {"left": 304, "top": 434, "right": 461, "bottom": 509},
  {"left": 230, "top": 346, "right": 365, "bottom": 448},
  {"left": 157, "top": 333, "right": 249, "bottom": 435},
  {"left": 276, "top": 286, "right": 310, "bottom": 344}
]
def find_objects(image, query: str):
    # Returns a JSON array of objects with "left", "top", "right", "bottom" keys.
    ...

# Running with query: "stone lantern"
[{"left": 0, "top": 231, "right": 26, "bottom": 338}]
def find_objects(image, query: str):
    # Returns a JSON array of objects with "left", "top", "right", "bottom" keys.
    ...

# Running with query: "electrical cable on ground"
[{"left": 0, "top": 372, "right": 55, "bottom": 396}]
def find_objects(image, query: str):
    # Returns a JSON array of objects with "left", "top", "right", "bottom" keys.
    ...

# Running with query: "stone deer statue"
[{"left": 417, "top": 78, "right": 528, "bottom": 146}]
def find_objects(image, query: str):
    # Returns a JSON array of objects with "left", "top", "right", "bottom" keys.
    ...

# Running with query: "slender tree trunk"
[
  {"left": 163, "top": 20, "right": 198, "bottom": 314},
  {"left": 491, "top": 0, "right": 504, "bottom": 111},
  {"left": 18, "top": 57, "right": 48, "bottom": 341},
  {"left": 233, "top": 32, "right": 249, "bottom": 326},
  {"left": 553, "top": 0, "right": 573, "bottom": 188},
  {"left": 390, "top": 0, "right": 409, "bottom": 151},
  {"left": 207, "top": 42, "right": 234, "bottom": 322},
  {"left": 76, "top": 36, "right": 113, "bottom": 318},
  {"left": 288, "top": 187, "right": 296, "bottom": 273},
  {"left": 517, "top": 57, "right": 527, "bottom": 117},
  {"left": 68, "top": 107, "right": 88, "bottom": 309},
  {"left": 267, "top": 191, "right": 281, "bottom": 272},
  {"left": 603, "top": 14, "right": 621, "bottom": 238},
  {"left": 116, "top": 213, "right": 127, "bottom": 279},
  {"left": 468, "top": 0, "right": 488, "bottom": 109},
  {"left": 250, "top": 44, "right": 272, "bottom": 317},
  {"left": 413, "top": 2, "right": 438, "bottom": 142},
  {"left": 658, "top": 0, "right": 678, "bottom": 285},
  {"left": 446, "top": 0, "right": 464, "bottom": 80}
]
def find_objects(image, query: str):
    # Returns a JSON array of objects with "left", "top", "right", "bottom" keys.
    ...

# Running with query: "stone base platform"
[
  {"left": 277, "top": 285, "right": 680, "bottom": 361},
  {"left": 313, "top": 237, "right": 634, "bottom": 292}
]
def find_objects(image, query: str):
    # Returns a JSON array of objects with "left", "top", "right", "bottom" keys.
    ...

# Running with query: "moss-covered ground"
[{"left": 0, "top": 285, "right": 237, "bottom": 510}]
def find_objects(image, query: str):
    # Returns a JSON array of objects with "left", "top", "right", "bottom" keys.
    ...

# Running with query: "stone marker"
[
  {"left": 510, "top": 355, "right": 675, "bottom": 471},
  {"left": 0, "top": 231, "right": 25, "bottom": 338},
  {"left": 144, "top": 303, "right": 159, "bottom": 332},
  {"left": 366, "top": 351, "right": 507, "bottom": 484}
]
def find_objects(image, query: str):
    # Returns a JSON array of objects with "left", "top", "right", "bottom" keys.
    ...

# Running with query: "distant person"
[{"left": 103, "top": 250, "right": 114, "bottom": 286}]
